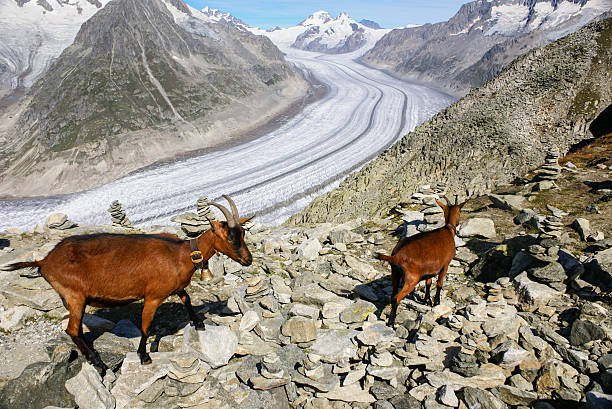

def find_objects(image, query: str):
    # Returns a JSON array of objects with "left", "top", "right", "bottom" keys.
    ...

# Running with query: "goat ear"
[
  {"left": 435, "top": 199, "right": 447, "bottom": 210},
  {"left": 239, "top": 216, "right": 254, "bottom": 225}
]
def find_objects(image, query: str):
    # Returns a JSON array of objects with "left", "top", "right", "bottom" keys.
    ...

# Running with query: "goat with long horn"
[
  {"left": 377, "top": 194, "right": 469, "bottom": 326},
  {"left": 2, "top": 195, "right": 252, "bottom": 375}
]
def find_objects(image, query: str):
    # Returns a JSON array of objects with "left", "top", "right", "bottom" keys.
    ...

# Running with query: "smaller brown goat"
[
  {"left": 3, "top": 195, "right": 252, "bottom": 374},
  {"left": 376, "top": 197, "right": 466, "bottom": 325}
]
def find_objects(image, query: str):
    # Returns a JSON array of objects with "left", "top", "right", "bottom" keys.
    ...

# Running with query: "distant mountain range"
[
  {"left": 361, "top": 0, "right": 611, "bottom": 95},
  {"left": 250, "top": 11, "right": 391, "bottom": 54}
]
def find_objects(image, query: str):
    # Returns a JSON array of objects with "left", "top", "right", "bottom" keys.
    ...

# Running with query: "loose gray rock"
[
  {"left": 181, "top": 324, "right": 237, "bottom": 368},
  {"left": 458, "top": 218, "right": 496, "bottom": 239},
  {"left": 65, "top": 362, "right": 115, "bottom": 409},
  {"left": 569, "top": 320, "right": 606, "bottom": 346}
]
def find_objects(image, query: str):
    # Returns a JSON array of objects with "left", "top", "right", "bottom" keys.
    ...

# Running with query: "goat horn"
[
  {"left": 441, "top": 195, "right": 451, "bottom": 205},
  {"left": 454, "top": 194, "right": 459, "bottom": 205},
  {"left": 222, "top": 194, "right": 240, "bottom": 222},
  {"left": 210, "top": 202, "right": 237, "bottom": 228}
]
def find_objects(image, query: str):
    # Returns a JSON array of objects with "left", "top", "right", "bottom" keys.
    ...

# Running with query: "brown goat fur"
[
  {"left": 377, "top": 199, "right": 465, "bottom": 325},
  {"left": 3, "top": 197, "right": 252, "bottom": 374}
]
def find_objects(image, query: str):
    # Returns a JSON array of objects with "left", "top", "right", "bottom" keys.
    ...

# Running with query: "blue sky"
[{"left": 184, "top": 0, "right": 470, "bottom": 29}]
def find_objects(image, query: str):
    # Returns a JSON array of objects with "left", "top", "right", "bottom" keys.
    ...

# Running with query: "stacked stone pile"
[
  {"left": 418, "top": 196, "right": 445, "bottom": 232},
  {"left": 533, "top": 149, "right": 562, "bottom": 190},
  {"left": 538, "top": 215, "right": 564, "bottom": 238},
  {"left": 535, "top": 149, "right": 562, "bottom": 181},
  {"left": 45, "top": 213, "right": 77, "bottom": 230},
  {"left": 107, "top": 201, "right": 133, "bottom": 228},
  {"left": 171, "top": 196, "right": 216, "bottom": 238}
]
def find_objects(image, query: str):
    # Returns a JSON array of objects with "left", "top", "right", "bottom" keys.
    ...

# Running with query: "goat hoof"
[
  {"left": 194, "top": 321, "right": 205, "bottom": 330},
  {"left": 140, "top": 353, "right": 152, "bottom": 365},
  {"left": 93, "top": 362, "right": 108, "bottom": 377}
]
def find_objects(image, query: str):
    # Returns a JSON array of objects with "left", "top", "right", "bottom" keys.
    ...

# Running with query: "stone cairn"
[
  {"left": 533, "top": 149, "right": 561, "bottom": 188},
  {"left": 171, "top": 196, "right": 218, "bottom": 281},
  {"left": 45, "top": 213, "right": 77, "bottom": 230},
  {"left": 107, "top": 201, "right": 133, "bottom": 228},
  {"left": 411, "top": 183, "right": 447, "bottom": 232},
  {"left": 171, "top": 196, "right": 216, "bottom": 238},
  {"left": 485, "top": 277, "right": 515, "bottom": 303}
]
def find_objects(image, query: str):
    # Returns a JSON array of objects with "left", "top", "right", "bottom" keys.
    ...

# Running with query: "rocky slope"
[
  {"left": 0, "top": 149, "right": 611, "bottom": 408},
  {"left": 291, "top": 15, "right": 612, "bottom": 225},
  {"left": 361, "top": 0, "right": 611, "bottom": 96},
  {"left": 0, "top": 0, "right": 309, "bottom": 197}
]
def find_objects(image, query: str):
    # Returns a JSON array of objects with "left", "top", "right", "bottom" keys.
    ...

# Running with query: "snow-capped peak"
[
  {"left": 300, "top": 10, "right": 334, "bottom": 26},
  {"left": 200, "top": 5, "right": 249, "bottom": 30}
]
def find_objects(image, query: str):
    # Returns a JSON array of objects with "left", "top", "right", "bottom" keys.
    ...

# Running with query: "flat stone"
[
  {"left": 181, "top": 324, "right": 237, "bottom": 368},
  {"left": 297, "top": 239, "right": 322, "bottom": 261},
  {"left": 339, "top": 299, "right": 377, "bottom": 323},
  {"left": 281, "top": 316, "right": 317, "bottom": 343},
  {"left": 290, "top": 303, "right": 320, "bottom": 320},
  {"left": 317, "top": 383, "right": 375, "bottom": 403},
  {"left": 488, "top": 194, "right": 526, "bottom": 212},
  {"left": 310, "top": 329, "right": 358, "bottom": 363},
  {"left": 528, "top": 262, "right": 566, "bottom": 284},
  {"left": 513, "top": 272, "right": 561, "bottom": 312},
  {"left": 458, "top": 218, "right": 496, "bottom": 239},
  {"left": 111, "top": 352, "right": 173, "bottom": 409},
  {"left": 459, "top": 387, "right": 507, "bottom": 409},
  {"left": 292, "top": 283, "right": 345, "bottom": 307},
  {"left": 66, "top": 362, "right": 115, "bottom": 409},
  {"left": 239, "top": 310, "right": 260, "bottom": 332},
  {"left": 344, "top": 255, "right": 379, "bottom": 281},
  {"left": 357, "top": 322, "right": 395, "bottom": 346},
  {"left": 0, "top": 305, "right": 37, "bottom": 332},
  {"left": 2, "top": 277, "right": 63, "bottom": 311},
  {"left": 426, "top": 365, "right": 506, "bottom": 390},
  {"left": 82, "top": 314, "right": 115, "bottom": 332},
  {"left": 250, "top": 375, "right": 290, "bottom": 390}
]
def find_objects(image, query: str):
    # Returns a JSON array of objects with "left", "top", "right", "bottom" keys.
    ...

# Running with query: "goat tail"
[
  {"left": 375, "top": 253, "right": 394, "bottom": 263},
  {"left": 1, "top": 261, "right": 40, "bottom": 272}
]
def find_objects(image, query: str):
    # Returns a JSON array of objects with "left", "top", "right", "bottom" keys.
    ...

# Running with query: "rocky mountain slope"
[
  {"left": 292, "top": 14, "right": 612, "bottom": 225},
  {"left": 361, "top": 0, "right": 611, "bottom": 96},
  {"left": 251, "top": 11, "right": 390, "bottom": 53},
  {"left": 0, "top": 0, "right": 309, "bottom": 197},
  {"left": 0, "top": 146, "right": 610, "bottom": 408}
]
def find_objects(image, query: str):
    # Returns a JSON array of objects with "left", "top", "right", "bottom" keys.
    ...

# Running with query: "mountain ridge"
[
  {"left": 361, "top": 0, "right": 611, "bottom": 96},
  {"left": 290, "top": 14, "right": 612, "bottom": 224}
]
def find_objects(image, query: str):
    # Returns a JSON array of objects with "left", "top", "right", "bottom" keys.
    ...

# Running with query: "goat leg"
[
  {"left": 65, "top": 298, "right": 107, "bottom": 375},
  {"left": 434, "top": 265, "right": 449, "bottom": 306},
  {"left": 138, "top": 298, "right": 163, "bottom": 365},
  {"left": 178, "top": 290, "right": 204, "bottom": 329},
  {"left": 425, "top": 278, "right": 433, "bottom": 307}
]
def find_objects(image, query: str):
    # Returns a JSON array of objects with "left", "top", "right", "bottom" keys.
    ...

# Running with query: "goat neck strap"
[
  {"left": 189, "top": 239, "right": 204, "bottom": 269},
  {"left": 446, "top": 223, "right": 457, "bottom": 236}
]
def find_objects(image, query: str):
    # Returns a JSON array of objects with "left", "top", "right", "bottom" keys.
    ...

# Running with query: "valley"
[{"left": 0, "top": 46, "right": 453, "bottom": 230}]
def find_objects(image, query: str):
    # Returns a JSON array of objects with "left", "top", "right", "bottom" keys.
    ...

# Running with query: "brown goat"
[
  {"left": 3, "top": 195, "right": 252, "bottom": 374},
  {"left": 377, "top": 197, "right": 466, "bottom": 325}
]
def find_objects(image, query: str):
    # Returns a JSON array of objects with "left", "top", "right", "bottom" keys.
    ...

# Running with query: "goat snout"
[{"left": 240, "top": 255, "right": 252, "bottom": 266}]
